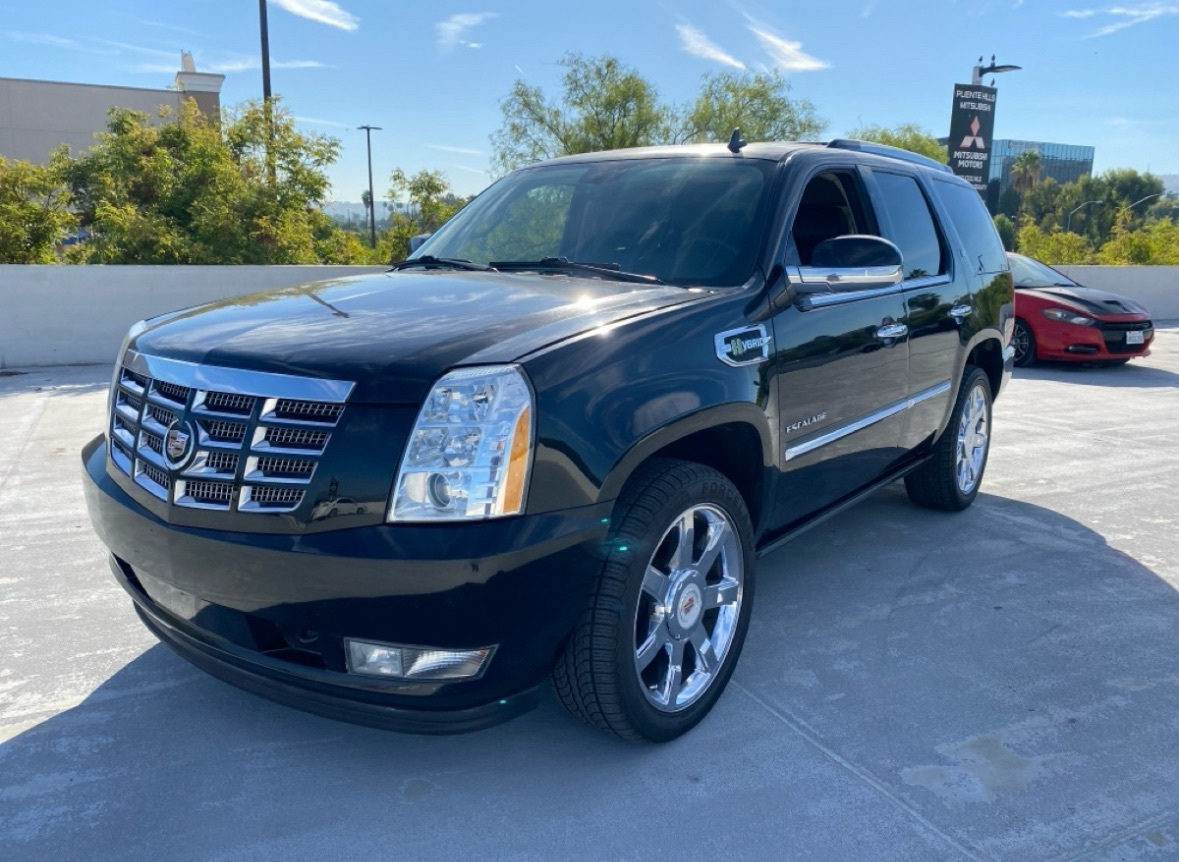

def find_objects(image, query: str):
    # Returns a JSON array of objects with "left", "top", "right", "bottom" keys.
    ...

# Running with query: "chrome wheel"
[
  {"left": 955, "top": 383, "right": 989, "bottom": 495},
  {"left": 633, "top": 504, "right": 743, "bottom": 713}
]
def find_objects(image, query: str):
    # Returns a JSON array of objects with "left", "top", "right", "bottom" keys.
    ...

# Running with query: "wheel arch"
[
  {"left": 597, "top": 403, "right": 775, "bottom": 536},
  {"left": 964, "top": 332, "right": 1005, "bottom": 400}
]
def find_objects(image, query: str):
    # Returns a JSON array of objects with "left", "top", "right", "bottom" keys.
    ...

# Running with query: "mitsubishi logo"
[
  {"left": 164, "top": 419, "right": 196, "bottom": 470},
  {"left": 960, "top": 117, "right": 986, "bottom": 150}
]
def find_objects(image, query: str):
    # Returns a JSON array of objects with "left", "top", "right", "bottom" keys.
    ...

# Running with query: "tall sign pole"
[
  {"left": 259, "top": 0, "right": 276, "bottom": 183},
  {"left": 947, "top": 57, "right": 1020, "bottom": 199}
]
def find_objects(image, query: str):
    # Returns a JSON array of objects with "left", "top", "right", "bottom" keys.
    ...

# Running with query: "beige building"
[{"left": 0, "top": 54, "right": 225, "bottom": 163}]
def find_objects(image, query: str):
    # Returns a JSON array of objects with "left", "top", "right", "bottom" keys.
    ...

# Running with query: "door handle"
[
  {"left": 875, "top": 322, "right": 908, "bottom": 340},
  {"left": 949, "top": 304, "right": 972, "bottom": 322}
]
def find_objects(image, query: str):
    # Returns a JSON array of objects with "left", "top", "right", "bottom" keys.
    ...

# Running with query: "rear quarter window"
[{"left": 932, "top": 180, "right": 1008, "bottom": 275}]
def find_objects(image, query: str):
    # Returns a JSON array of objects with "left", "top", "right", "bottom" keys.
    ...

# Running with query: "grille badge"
[{"left": 164, "top": 419, "right": 197, "bottom": 470}]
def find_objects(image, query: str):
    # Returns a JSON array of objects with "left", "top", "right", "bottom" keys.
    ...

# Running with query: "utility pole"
[
  {"left": 258, "top": 0, "right": 276, "bottom": 183},
  {"left": 358, "top": 125, "right": 382, "bottom": 248}
]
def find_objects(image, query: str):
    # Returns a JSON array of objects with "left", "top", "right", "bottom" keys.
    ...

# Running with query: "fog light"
[{"left": 345, "top": 639, "right": 495, "bottom": 680}]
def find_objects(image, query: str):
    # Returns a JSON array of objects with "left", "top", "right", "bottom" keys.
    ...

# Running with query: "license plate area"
[{"left": 1126, "top": 331, "right": 1145, "bottom": 345}]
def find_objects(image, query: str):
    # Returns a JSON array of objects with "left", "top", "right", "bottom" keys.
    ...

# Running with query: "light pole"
[
  {"left": 358, "top": 125, "right": 382, "bottom": 248},
  {"left": 1066, "top": 200, "right": 1103, "bottom": 234},
  {"left": 1128, "top": 192, "right": 1164, "bottom": 211},
  {"left": 971, "top": 54, "right": 1021, "bottom": 86},
  {"left": 258, "top": 0, "right": 275, "bottom": 183}
]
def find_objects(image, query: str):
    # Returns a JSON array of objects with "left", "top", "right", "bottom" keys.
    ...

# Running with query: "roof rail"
[{"left": 826, "top": 139, "right": 953, "bottom": 173}]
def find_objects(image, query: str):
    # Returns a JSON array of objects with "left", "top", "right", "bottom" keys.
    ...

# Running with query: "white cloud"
[
  {"left": 448, "top": 164, "right": 488, "bottom": 175},
  {"left": 676, "top": 24, "right": 745, "bottom": 69},
  {"left": 296, "top": 116, "right": 351, "bottom": 128},
  {"left": 747, "top": 21, "right": 829, "bottom": 71},
  {"left": 428, "top": 144, "right": 485, "bottom": 155},
  {"left": 206, "top": 57, "right": 329, "bottom": 73},
  {"left": 271, "top": 0, "right": 358, "bottom": 31},
  {"left": 1063, "top": 3, "right": 1179, "bottom": 36},
  {"left": 860, "top": 3, "right": 877, "bottom": 18},
  {"left": 437, "top": 13, "right": 496, "bottom": 51}
]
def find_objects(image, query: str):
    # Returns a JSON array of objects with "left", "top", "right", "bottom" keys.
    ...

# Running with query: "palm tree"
[{"left": 1011, "top": 150, "right": 1041, "bottom": 198}]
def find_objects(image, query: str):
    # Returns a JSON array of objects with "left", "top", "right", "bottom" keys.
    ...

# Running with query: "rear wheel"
[
  {"left": 553, "top": 459, "right": 755, "bottom": 742},
  {"left": 1012, "top": 318, "right": 1036, "bottom": 367},
  {"left": 905, "top": 366, "right": 992, "bottom": 512}
]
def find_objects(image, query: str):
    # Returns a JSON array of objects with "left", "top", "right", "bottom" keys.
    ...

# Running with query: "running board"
[{"left": 755, "top": 456, "right": 930, "bottom": 559}]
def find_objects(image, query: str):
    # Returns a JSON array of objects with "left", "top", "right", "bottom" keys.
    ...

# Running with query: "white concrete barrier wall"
[
  {"left": 0, "top": 265, "right": 386, "bottom": 368},
  {"left": 1055, "top": 266, "right": 1179, "bottom": 319},
  {"left": 0, "top": 264, "right": 1176, "bottom": 368}
]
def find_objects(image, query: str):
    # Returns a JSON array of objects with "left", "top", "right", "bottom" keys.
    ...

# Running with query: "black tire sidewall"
[
  {"left": 608, "top": 465, "right": 756, "bottom": 742},
  {"left": 1013, "top": 319, "right": 1035, "bottom": 367}
]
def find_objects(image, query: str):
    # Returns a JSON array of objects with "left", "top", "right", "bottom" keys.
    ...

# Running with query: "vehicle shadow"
[
  {"left": 1015, "top": 359, "right": 1179, "bottom": 388},
  {"left": 2, "top": 489, "right": 1177, "bottom": 861}
]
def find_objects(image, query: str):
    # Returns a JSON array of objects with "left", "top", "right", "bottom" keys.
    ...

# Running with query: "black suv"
[{"left": 82, "top": 139, "right": 1014, "bottom": 742}]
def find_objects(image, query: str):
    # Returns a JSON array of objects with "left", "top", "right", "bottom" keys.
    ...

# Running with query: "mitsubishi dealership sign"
[{"left": 947, "top": 84, "right": 997, "bottom": 194}]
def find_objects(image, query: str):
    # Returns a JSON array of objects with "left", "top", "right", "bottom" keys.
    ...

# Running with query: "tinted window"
[
  {"left": 416, "top": 158, "right": 774, "bottom": 287},
  {"left": 1007, "top": 253, "right": 1079, "bottom": 288},
  {"left": 933, "top": 180, "right": 1008, "bottom": 274},
  {"left": 872, "top": 172, "right": 945, "bottom": 280}
]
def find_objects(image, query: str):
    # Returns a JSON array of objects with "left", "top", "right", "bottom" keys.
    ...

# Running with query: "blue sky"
[{"left": 2, "top": 0, "right": 1176, "bottom": 200}]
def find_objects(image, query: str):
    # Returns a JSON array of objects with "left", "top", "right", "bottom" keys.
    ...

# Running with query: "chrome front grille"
[{"left": 108, "top": 351, "right": 353, "bottom": 514}]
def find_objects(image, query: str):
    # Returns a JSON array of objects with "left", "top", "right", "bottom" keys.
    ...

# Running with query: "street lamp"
[
  {"left": 258, "top": 0, "right": 272, "bottom": 103},
  {"left": 1127, "top": 192, "right": 1164, "bottom": 211},
  {"left": 1066, "top": 200, "right": 1103, "bottom": 234},
  {"left": 358, "top": 125, "right": 382, "bottom": 248},
  {"left": 972, "top": 54, "right": 1022, "bottom": 86}
]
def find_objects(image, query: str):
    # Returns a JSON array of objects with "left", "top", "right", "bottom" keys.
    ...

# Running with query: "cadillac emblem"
[{"left": 164, "top": 420, "right": 195, "bottom": 469}]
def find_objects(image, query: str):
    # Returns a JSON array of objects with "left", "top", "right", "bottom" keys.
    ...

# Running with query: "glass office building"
[{"left": 989, "top": 140, "right": 1095, "bottom": 201}]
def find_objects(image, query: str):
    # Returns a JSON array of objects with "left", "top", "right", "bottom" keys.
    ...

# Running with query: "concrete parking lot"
[{"left": 2, "top": 330, "right": 1178, "bottom": 862}]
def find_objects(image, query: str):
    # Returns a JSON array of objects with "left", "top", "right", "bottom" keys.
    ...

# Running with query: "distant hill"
[
  {"left": 1159, "top": 175, "right": 1179, "bottom": 196},
  {"left": 322, "top": 201, "right": 420, "bottom": 223}
]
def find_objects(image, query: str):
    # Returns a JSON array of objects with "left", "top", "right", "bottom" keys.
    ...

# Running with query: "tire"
[
  {"left": 552, "top": 458, "right": 755, "bottom": 742},
  {"left": 1012, "top": 318, "right": 1036, "bottom": 367},
  {"left": 904, "top": 366, "right": 993, "bottom": 512}
]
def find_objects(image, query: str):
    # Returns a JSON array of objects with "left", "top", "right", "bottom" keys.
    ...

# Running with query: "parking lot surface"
[{"left": 2, "top": 329, "right": 1178, "bottom": 862}]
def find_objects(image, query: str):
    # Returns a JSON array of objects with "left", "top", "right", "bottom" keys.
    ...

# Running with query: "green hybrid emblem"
[{"left": 715, "top": 325, "right": 771, "bottom": 366}]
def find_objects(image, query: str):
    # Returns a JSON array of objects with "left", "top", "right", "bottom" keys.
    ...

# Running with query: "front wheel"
[
  {"left": 1012, "top": 318, "right": 1036, "bottom": 367},
  {"left": 905, "top": 366, "right": 993, "bottom": 511},
  {"left": 553, "top": 459, "right": 755, "bottom": 742}
]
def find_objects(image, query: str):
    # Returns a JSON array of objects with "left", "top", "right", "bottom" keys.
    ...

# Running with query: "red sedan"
[{"left": 1009, "top": 252, "right": 1154, "bottom": 367}]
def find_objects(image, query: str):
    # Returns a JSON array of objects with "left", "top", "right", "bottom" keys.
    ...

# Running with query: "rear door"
[{"left": 865, "top": 168, "right": 969, "bottom": 449}]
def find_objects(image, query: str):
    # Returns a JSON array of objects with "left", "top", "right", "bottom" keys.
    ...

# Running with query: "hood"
[
  {"left": 1018, "top": 284, "right": 1149, "bottom": 317},
  {"left": 131, "top": 271, "right": 698, "bottom": 403}
]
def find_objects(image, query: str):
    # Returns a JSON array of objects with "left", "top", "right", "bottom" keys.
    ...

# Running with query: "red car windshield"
[{"left": 1007, "top": 253, "right": 1080, "bottom": 289}]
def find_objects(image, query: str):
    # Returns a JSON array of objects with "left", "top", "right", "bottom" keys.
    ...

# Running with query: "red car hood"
[{"left": 1017, "top": 285, "right": 1151, "bottom": 319}]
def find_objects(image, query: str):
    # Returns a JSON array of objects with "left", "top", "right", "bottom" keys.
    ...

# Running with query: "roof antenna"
[{"left": 727, "top": 128, "right": 747, "bottom": 153}]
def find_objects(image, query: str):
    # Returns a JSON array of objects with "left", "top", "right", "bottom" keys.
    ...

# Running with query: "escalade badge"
[
  {"left": 164, "top": 420, "right": 196, "bottom": 469},
  {"left": 714, "top": 325, "right": 772, "bottom": 367}
]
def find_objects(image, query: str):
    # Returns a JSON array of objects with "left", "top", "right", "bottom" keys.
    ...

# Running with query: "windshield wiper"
[
  {"left": 488, "top": 257, "right": 665, "bottom": 285},
  {"left": 391, "top": 255, "right": 494, "bottom": 272}
]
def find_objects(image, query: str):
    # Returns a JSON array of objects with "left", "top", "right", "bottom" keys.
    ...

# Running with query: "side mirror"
[
  {"left": 792, "top": 235, "right": 903, "bottom": 307},
  {"left": 408, "top": 233, "right": 432, "bottom": 253}
]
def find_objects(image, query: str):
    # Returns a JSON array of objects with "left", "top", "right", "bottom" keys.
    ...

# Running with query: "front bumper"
[
  {"left": 1037, "top": 319, "right": 1154, "bottom": 362},
  {"left": 82, "top": 435, "right": 612, "bottom": 733}
]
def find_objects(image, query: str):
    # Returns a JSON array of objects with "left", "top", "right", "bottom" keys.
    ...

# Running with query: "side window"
[
  {"left": 932, "top": 180, "right": 1008, "bottom": 274},
  {"left": 872, "top": 172, "right": 946, "bottom": 280},
  {"left": 789, "top": 170, "right": 876, "bottom": 266}
]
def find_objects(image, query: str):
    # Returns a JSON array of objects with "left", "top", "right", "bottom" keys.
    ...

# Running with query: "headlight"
[
  {"left": 388, "top": 365, "right": 534, "bottom": 522},
  {"left": 1041, "top": 307, "right": 1095, "bottom": 326}
]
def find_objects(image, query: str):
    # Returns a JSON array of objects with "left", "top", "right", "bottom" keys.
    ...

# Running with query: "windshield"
[
  {"left": 1007, "top": 253, "right": 1079, "bottom": 289},
  {"left": 412, "top": 157, "right": 776, "bottom": 287}
]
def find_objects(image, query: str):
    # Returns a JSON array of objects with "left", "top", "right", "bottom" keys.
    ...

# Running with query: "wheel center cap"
[{"left": 676, "top": 583, "right": 703, "bottom": 631}]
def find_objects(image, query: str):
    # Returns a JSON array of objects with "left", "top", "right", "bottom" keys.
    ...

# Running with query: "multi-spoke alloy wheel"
[
  {"left": 634, "top": 504, "right": 743, "bottom": 713},
  {"left": 552, "top": 459, "right": 755, "bottom": 742},
  {"left": 1012, "top": 319, "right": 1036, "bottom": 367},
  {"left": 955, "top": 383, "right": 989, "bottom": 496},
  {"left": 904, "top": 365, "right": 993, "bottom": 512}
]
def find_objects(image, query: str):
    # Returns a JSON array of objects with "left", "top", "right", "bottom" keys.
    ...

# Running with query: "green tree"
[
  {"left": 0, "top": 155, "right": 76, "bottom": 263},
  {"left": 993, "top": 214, "right": 1015, "bottom": 251},
  {"left": 491, "top": 54, "right": 671, "bottom": 174},
  {"left": 1016, "top": 225, "right": 1094, "bottom": 264},
  {"left": 381, "top": 167, "right": 471, "bottom": 261},
  {"left": 682, "top": 71, "right": 826, "bottom": 144},
  {"left": 61, "top": 98, "right": 359, "bottom": 264},
  {"left": 844, "top": 122, "right": 945, "bottom": 163},
  {"left": 1011, "top": 150, "right": 1041, "bottom": 200}
]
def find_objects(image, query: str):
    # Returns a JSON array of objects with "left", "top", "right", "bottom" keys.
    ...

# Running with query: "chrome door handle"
[
  {"left": 949, "top": 304, "right": 972, "bottom": 322},
  {"left": 875, "top": 323, "right": 908, "bottom": 340}
]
